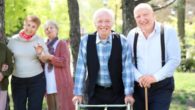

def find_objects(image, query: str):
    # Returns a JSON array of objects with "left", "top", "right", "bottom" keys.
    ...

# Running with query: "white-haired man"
[
  {"left": 72, "top": 8, "right": 135, "bottom": 110},
  {"left": 127, "top": 3, "right": 181, "bottom": 110}
]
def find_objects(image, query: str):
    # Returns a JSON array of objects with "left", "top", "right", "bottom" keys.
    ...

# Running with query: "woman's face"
[
  {"left": 44, "top": 25, "right": 58, "bottom": 40},
  {"left": 23, "top": 21, "right": 38, "bottom": 36}
]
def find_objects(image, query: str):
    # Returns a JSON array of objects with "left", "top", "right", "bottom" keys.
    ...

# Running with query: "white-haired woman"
[{"left": 43, "top": 20, "right": 74, "bottom": 110}]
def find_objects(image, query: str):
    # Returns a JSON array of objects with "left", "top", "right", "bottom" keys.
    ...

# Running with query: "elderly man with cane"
[{"left": 127, "top": 3, "right": 181, "bottom": 110}]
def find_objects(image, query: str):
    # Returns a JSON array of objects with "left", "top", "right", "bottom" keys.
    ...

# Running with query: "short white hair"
[
  {"left": 93, "top": 8, "right": 115, "bottom": 24},
  {"left": 44, "top": 20, "right": 59, "bottom": 32},
  {"left": 134, "top": 3, "right": 154, "bottom": 15}
]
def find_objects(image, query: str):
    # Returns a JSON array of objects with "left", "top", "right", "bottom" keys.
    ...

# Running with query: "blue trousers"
[
  {"left": 133, "top": 77, "right": 174, "bottom": 110},
  {"left": 11, "top": 73, "right": 46, "bottom": 110}
]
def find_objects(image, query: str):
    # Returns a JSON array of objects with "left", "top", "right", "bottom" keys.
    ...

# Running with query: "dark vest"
[{"left": 86, "top": 32, "right": 124, "bottom": 98}]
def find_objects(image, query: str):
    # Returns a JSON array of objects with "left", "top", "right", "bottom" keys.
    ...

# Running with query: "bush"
[{"left": 178, "top": 58, "right": 195, "bottom": 72}]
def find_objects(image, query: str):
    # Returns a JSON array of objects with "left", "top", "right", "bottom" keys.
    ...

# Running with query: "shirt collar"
[{"left": 96, "top": 33, "right": 112, "bottom": 44}]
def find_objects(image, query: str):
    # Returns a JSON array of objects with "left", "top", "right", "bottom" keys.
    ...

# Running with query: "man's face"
[
  {"left": 134, "top": 8, "right": 155, "bottom": 32},
  {"left": 94, "top": 12, "right": 113, "bottom": 39}
]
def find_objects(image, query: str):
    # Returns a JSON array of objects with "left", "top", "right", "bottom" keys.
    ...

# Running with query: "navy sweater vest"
[{"left": 86, "top": 32, "right": 124, "bottom": 98}]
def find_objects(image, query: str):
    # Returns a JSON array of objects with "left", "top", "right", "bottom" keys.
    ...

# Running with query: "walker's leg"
[
  {"left": 127, "top": 103, "right": 131, "bottom": 110},
  {"left": 75, "top": 101, "right": 79, "bottom": 110}
]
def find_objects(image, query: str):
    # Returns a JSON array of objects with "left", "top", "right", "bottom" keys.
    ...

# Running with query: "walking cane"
[{"left": 145, "top": 87, "right": 148, "bottom": 110}]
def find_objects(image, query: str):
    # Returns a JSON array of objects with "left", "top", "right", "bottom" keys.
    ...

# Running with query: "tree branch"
[
  {"left": 152, "top": 0, "right": 176, "bottom": 11},
  {"left": 134, "top": 0, "right": 151, "bottom": 6}
]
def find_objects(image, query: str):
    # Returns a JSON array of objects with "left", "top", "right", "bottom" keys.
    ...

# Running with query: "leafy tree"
[
  {"left": 26, "top": 0, "right": 70, "bottom": 38},
  {"left": 5, "top": 0, "right": 28, "bottom": 37},
  {"left": 177, "top": 0, "right": 187, "bottom": 72}
]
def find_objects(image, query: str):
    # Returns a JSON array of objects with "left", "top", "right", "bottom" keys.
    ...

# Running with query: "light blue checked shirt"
[{"left": 73, "top": 32, "right": 134, "bottom": 96}]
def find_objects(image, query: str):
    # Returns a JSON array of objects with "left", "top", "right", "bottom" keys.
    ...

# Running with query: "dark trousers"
[
  {"left": 5, "top": 95, "right": 10, "bottom": 110},
  {"left": 133, "top": 77, "right": 174, "bottom": 110},
  {"left": 87, "top": 85, "right": 125, "bottom": 110},
  {"left": 11, "top": 73, "right": 46, "bottom": 110}
]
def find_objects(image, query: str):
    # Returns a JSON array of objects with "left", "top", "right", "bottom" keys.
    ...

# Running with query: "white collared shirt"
[{"left": 127, "top": 22, "right": 181, "bottom": 82}]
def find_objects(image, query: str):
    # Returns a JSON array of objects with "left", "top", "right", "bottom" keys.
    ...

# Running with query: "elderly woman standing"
[
  {"left": 43, "top": 20, "right": 74, "bottom": 110},
  {"left": 7, "top": 15, "right": 48, "bottom": 110}
]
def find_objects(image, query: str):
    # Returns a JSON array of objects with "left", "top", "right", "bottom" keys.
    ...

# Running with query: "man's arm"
[
  {"left": 120, "top": 35, "right": 135, "bottom": 105},
  {"left": 72, "top": 36, "right": 88, "bottom": 104},
  {"left": 153, "top": 27, "right": 181, "bottom": 82},
  {"left": 126, "top": 30, "right": 143, "bottom": 82}
]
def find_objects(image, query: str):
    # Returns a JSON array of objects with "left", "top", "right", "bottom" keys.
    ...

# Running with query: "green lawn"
[
  {"left": 8, "top": 72, "right": 195, "bottom": 110},
  {"left": 170, "top": 72, "right": 195, "bottom": 110}
]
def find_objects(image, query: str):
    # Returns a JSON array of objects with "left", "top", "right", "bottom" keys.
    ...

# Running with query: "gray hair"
[
  {"left": 44, "top": 20, "right": 59, "bottom": 32},
  {"left": 93, "top": 8, "right": 115, "bottom": 24}
]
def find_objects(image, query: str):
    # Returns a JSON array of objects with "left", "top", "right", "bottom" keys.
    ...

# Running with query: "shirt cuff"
[
  {"left": 153, "top": 73, "right": 164, "bottom": 82},
  {"left": 125, "top": 87, "right": 134, "bottom": 96}
]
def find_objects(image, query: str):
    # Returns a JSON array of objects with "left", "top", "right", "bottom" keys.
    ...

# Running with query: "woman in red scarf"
[
  {"left": 42, "top": 20, "right": 74, "bottom": 110},
  {"left": 7, "top": 15, "right": 48, "bottom": 110}
]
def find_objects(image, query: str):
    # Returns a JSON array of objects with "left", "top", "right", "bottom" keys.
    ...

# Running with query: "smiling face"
[
  {"left": 23, "top": 21, "right": 38, "bottom": 36},
  {"left": 44, "top": 25, "right": 58, "bottom": 40},
  {"left": 23, "top": 15, "right": 41, "bottom": 36},
  {"left": 93, "top": 9, "right": 114, "bottom": 40},
  {"left": 134, "top": 3, "right": 155, "bottom": 33}
]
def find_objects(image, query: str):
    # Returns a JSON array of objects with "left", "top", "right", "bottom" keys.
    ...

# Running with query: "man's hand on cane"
[{"left": 138, "top": 75, "right": 157, "bottom": 88}]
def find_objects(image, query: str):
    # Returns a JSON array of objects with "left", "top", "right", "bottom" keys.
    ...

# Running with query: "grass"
[
  {"left": 170, "top": 72, "right": 195, "bottom": 110},
  {"left": 8, "top": 72, "right": 195, "bottom": 110}
]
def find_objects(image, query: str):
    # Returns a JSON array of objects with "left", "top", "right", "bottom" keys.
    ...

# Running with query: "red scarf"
[{"left": 19, "top": 31, "right": 33, "bottom": 40}]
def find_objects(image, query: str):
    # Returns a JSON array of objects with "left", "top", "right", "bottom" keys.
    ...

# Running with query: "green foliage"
[
  {"left": 78, "top": 0, "right": 104, "bottom": 34},
  {"left": 178, "top": 22, "right": 195, "bottom": 72},
  {"left": 78, "top": 0, "right": 122, "bottom": 34},
  {"left": 26, "top": 0, "right": 69, "bottom": 39},
  {"left": 5, "top": 0, "right": 28, "bottom": 37},
  {"left": 5, "top": 0, "right": 69, "bottom": 39},
  {"left": 178, "top": 58, "right": 195, "bottom": 72}
]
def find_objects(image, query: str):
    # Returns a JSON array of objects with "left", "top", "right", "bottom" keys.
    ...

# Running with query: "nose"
[
  {"left": 139, "top": 16, "right": 145, "bottom": 21},
  {"left": 102, "top": 22, "right": 106, "bottom": 26}
]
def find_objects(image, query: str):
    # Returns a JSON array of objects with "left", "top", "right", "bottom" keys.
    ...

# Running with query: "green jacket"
[{"left": 0, "top": 42, "right": 14, "bottom": 90}]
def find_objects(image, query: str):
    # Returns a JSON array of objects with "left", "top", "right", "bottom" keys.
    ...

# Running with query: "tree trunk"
[
  {"left": 121, "top": 0, "right": 136, "bottom": 36},
  {"left": 177, "top": 0, "right": 186, "bottom": 71},
  {"left": 67, "top": 0, "right": 80, "bottom": 73},
  {"left": 0, "top": 0, "right": 5, "bottom": 43}
]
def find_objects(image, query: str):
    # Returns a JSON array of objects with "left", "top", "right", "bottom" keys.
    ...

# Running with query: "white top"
[
  {"left": 127, "top": 22, "right": 181, "bottom": 82},
  {"left": 7, "top": 34, "right": 48, "bottom": 78},
  {"left": 44, "top": 40, "right": 59, "bottom": 94}
]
